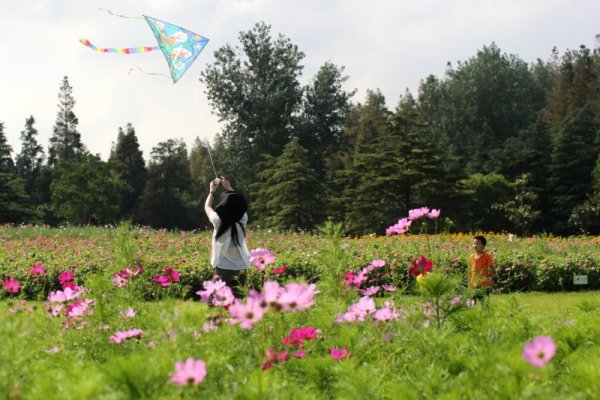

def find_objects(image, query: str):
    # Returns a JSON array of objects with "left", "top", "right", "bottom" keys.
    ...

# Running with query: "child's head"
[
  {"left": 215, "top": 191, "right": 247, "bottom": 223},
  {"left": 473, "top": 235, "right": 486, "bottom": 253}
]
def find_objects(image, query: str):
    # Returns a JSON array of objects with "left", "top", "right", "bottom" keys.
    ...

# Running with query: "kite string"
[{"left": 99, "top": 8, "right": 145, "bottom": 20}]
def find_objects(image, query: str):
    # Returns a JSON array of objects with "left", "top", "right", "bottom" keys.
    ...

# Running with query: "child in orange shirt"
[{"left": 469, "top": 235, "right": 494, "bottom": 301}]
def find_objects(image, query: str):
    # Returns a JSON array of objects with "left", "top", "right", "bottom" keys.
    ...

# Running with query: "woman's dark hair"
[{"left": 215, "top": 191, "right": 247, "bottom": 247}]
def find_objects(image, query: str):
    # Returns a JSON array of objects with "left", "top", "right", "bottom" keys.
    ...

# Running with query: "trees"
[
  {"left": 50, "top": 155, "right": 124, "bottom": 224},
  {"left": 548, "top": 104, "right": 600, "bottom": 233},
  {"left": 15, "top": 116, "right": 45, "bottom": 203},
  {"left": 201, "top": 22, "right": 305, "bottom": 192},
  {"left": 138, "top": 139, "right": 196, "bottom": 229},
  {"left": 108, "top": 123, "right": 147, "bottom": 219},
  {"left": 252, "top": 137, "right": 324, "bottom": 231},
  {"left": 297, "top": 62, "right": 355, "bottom": 175},
  {"left": 48, "top": 76, "right": 86, "bottom": 166}
]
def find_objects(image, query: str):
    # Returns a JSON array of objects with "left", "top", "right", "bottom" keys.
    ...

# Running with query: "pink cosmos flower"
[
  {"left": 450, "top": 295, "right": 462, "bottom": 305},
  {"left": 2, "top": 279, "right": 20, "bottom": 294},
  {"left": 196, "top": 280, "right": 227, "bottom": 303},
  {"left": 109, "top": 328, "right": 143, "bottom": 344},
  {"left": 211, "top": 286, "right": 234, "bottom": 307},
  {"left": 282, "top": 326, "right": 317, "bottom": 347},
  {"left": 48, "top": 287, "right": 81, "bottom": 303},
  {"left": 330, "top": 347, "right": 351, "bottom": 360},
  {"left": 362, "top": 286, "right": 380, "bottom": 297},
  {"left": 382, "top": 284, "right": 397, "bottom": 292},
  {"left": 30, "top": 262, "right": 46, "bottom": 276},
  {"left": 250, "top": 248, "right": 276, "bottom": 270},
  {"left": 386, "top": 218, "right": 412, "bottom": 235},
  {"left": 277, "top": 283, "right": 318, "bottom": 312},
  {"left": 121, "top": 307, "right": 136, "bottom": 319},
  {"left": 373, "top": 301, "right": 400, "bottom": 321},
  {"left": 170, "top": 358, "right": 207, "bottom": 386},
  {"left": 228, "top": 296, "right": 267, "bottom": 329},
  {"left": 295, "top": 350, "right": 306, "bottom": 358},
  {"left": 112, "top": 273, "right": 129, "bottom": 288},
  {"left": 408, "top": 207, "right": 430, "bottom": 220},
  {"left": 523, "top": 336, "right": 557, "bottom": 368},
  {"left": 370, "top": 259, "right": 386, "bottom": 268},
  {"left": 427, "top": 209, "right": 441, "bottom": 219},
  {"left": 66, "top": 298, "right": 94, "bottom": 319},
  {"left": 410, "top": 256, "right": 433, "bottom": 277}
]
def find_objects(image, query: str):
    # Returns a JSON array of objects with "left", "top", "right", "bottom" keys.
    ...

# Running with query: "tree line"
[{"left": 1, "top": 22, "right": 599, "bottom": 235}]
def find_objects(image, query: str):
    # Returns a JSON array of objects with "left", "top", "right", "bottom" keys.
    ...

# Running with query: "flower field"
[{"left": 1, "top": 224, "right": 600, "bottom": 398}]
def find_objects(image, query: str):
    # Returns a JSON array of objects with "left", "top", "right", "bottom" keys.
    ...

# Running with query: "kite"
[{"left": 80, "top": 14, "right": 209, "bottom": 83}]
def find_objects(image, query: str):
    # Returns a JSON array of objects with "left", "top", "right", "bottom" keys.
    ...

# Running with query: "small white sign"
[{"left": 573, "top": 275, "right": 588, "bottom": 285}]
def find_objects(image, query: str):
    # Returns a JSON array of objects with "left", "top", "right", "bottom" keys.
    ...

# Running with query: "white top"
[{"left": 208, "top": 211, "right": 251, "bottom": 270}]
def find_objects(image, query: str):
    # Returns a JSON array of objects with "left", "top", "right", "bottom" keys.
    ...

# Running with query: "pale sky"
[{"left": 1, "top": 0, "right": 598, "bottom": 161}]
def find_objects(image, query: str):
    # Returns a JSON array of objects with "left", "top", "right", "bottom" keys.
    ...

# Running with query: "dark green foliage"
[
  {"left": 48, "top": 76, "right": 86, "bottom": 166},
  {"left": 201, "top": 22, "right": 304, "bottom": 191},
  {"left": 457, "top": 173, "right": 515, "bottom": 232},
  {"left": 108, "top": 123, "right": 147, "bottom": 220},
  {"left": 252, "top": 137, "right": 325, "bottom": 231},
  {"left": 15, "top": 116, "right": 45, "bottom": 204},
  {"left": 0, "top": 122, "right": 14, "bottom": 174},
  {"left": 138, "top": 139, "right": 196, "bottom": 229},
  {"left": 50, "top": 155, "right": 125, "bottom": 224},
  {"left": 548, "top": 104, "right": 599, "bottom": 234}
]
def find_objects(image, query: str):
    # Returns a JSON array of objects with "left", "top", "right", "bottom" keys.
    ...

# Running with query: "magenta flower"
[
  {"left": 30, "top": 262, "right": 46, "bottom": 276},
  {"left": 523, "top": 336, "right": 557, "bottom": 368},
  {"left": 250, "top": 248, "right": 275, "bottom": 270},
  {"left": 154, "top": 275, "right": 170, "bottom": 287},
  {"left": 410, "top": 256, "right": 433, "bottom": 277},
  {"left": 58, "top": 271, "right": 74, "bottom": 285},
  {"left": 271, "top": 265, "right": 288, "bottom": 275},
  {"left": 165, "top": 268, "right": 180, "bottom": 282},
  {"left": 330, "top": 347, "right": 351, "bottom": 360},
  {"left": 170, "top": 358, "right": 207, "bottom": 386},
  {"left": 2, "top": 279, "right": 21, "bottom": 294}
]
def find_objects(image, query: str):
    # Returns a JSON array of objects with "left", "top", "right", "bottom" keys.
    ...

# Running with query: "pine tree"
[
  {"left": 548, "top": 104, "right": 600, "bottom": 233},
  {"left": 108, "top": 123, "right": 147, "bottom": 219},
  {"left": 138, "top": 139, "right": 195, "bottom": 229},
  {"left": 251, "top": 137, "right": 324, "bottom": 231},
  {"left": 15, "top": 116, "right": 45, "bottom": 202},
  {"left": 0, "top": 122, "right": 15, "bottom": 174},
  {"left": 48, "top": 76, "right": 86, "bottom": 166}
]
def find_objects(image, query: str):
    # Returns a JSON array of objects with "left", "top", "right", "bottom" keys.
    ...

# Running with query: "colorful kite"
[{"left": 80, "top": 14, "right": 209, "bottom": 83}]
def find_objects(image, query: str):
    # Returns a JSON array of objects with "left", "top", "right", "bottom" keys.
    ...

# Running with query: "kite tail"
[
  {"left": 79, "top": 39, "right": 159, "bottom": 54},
  {"left": 128, "top": 67, "right": 172, "bottom": 80},
  {"left": 98, "top": 8, "right": 145, "bottom": 20}
]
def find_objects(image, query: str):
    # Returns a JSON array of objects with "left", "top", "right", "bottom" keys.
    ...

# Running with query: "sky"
[{"left": 1, "top": 0, "right": 599, "bottom": 161}]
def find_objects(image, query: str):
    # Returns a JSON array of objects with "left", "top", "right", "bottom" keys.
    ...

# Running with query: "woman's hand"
[
  {"left": 209, "top": 180, "right": 218, "bottom": 193},
  {"left": 221, "top": 177, "right": 233, "bottom": 191}
]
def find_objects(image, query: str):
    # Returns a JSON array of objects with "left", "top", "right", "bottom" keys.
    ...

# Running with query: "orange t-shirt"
[{"left": 469, "top": 252, "right": 493, "bottom": 288}]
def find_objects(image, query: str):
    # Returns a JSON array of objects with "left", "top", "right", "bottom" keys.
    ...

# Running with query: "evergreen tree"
[
  {"left": 297, "top": 62, "right": 355, "bottom": 175},
  {"left": 201, "top": 22, "right": 305, "bottom": 192},
  {"left": 568, "top": 153, "right": 600, "bottom": 234},
  {"left": 51, "top": 155, "right": 124, "bottom": 224},
  {"left": 108, "top": 123, "right": 147, "bottom": 219},
  {"left": 0, "top": 122, "right": 34, "bottom": 222},
  {"left": 548, "top": 104, "right": 600, "bottom": 234},
  {"left": 138, "top": 139, "right": 195, "bottom": 229},
  {"left": 252, "top": 137, "right": 324, "bottom": 231},
  {"left": 0, "top": 122, "right": 15, "bottom": 174},
  {"left": 48, "top": 76, "right": 86, "bottom": 166},
  {"left": 15, "top": 116, "right": 45, "bottom": 202}
]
